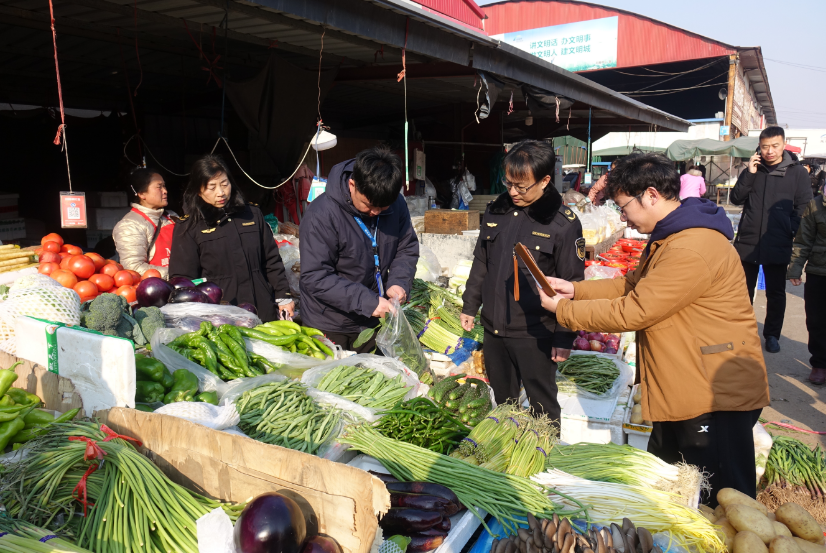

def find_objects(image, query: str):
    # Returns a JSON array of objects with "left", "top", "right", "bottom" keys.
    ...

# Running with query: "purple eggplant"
[
  {"left": 435, "top": 517, "right": 451, "bottom": 532},
  {"left": 369, "top": 471, "right": 399, "bottom": 484},
  {"left": 379, "top": 509, "right": 442, "bottom": 534},
  {"left": 390, "top": 494, "right": 450, "bottom": 512},
  {"left": 416, "top": 529, "right": 448, "bottom": 537},
  {"left": 385, "top": 482, "right": 461, "bottom": 508},
  {"left": 408, "top": 534, "right": 446, "bottom": 552}
]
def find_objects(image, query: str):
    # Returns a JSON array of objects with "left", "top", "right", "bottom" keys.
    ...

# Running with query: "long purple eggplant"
[
  {"left": 385, "top": 482, "right": 461, "bottom": 507},
  {"left": 379, "top": 509, "right": 443, "bottom": 533},
  {"left": 369, "top": 471, "right": 399, "bottom": 484},
  {"left": 408, "top": 534, "right": 446, "bottom": 552},
  {"left": 435, "top": 517, "right": 451, "bottom": 532},
  {"left": 390, "top": 494, "right": 450, "bottom": 511},
  {"left": 417, "top": 529, "right": 449, "bottom": 537}
]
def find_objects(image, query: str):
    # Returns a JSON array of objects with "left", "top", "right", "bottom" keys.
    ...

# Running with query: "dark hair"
[
  {"left": 760, "top": 126, "right": 785, "bottom": 141},
  {"left": 351, "top": 146, "right": 404, "bottom": 207},
  {"left": 606, "top": 153, "right": 680, "bottom": 201},
  {"left": 126, "top": 167, "right": 161, "bottom": 203},
  {"left": 182, "top": 155, "right": 245, "bottom": 222},
  {"left": 503, "top": 140, "right": 556, "bottom": 184}
]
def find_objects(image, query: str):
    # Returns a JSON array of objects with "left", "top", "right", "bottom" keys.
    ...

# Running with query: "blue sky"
[{"left": 475, "top": 0, "right": 826, "bottom": 129}]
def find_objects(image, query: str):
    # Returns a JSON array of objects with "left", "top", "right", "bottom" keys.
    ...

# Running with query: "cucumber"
[
  {"left": 466, "top": 397, "right": 490, "bottom": 410},
  {"left": 448, "top": 383, "right": 470, "bottom": 401},
  {"left": 444, "top": 399, "right": 457, "bottom": 410},
  {"left": 458, "top": 385, "right": 482, "bottom": 409},
  {"left": 468, "top": 415, "right": 485, "bottom": 427},
  {"left": 461, "top": 412, "right": 471, "bottom": 423},
  {"left": 434, "top": 380, "right": 460, "bottom": 403},
  {"left": 466, "top": 406, "right": 489, "bottom": 420}
]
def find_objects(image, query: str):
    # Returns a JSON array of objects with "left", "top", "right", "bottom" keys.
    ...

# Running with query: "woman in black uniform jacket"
[{"left": 169, "top": 155, "right": 294, "bottom": 322}]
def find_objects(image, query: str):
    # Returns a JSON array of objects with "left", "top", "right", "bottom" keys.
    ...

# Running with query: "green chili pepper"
[
  {"left": 9, "top": 408, "right": 80, "bottom": 444},
  {"left": 136, "top": 381, "right": 165, "bottom": 403},
  {"left": 22, "top": 408, "right": 55, "bottom": 428},
  {"left": 163, "top": 370, "right": 199, "bottom": 403},
  {"left": 5, "top": 388, "right": 39, "bottom": 406},
  {"left": 218, "top": 333, "right": 252, "bottom": 376},
  {"left": 195, "top": 391, "right": 219, "bottom": 405},
  {"left": 0, "top": 395, "right": 14, "bottom": 407},
  {"left": 301, "top": 326, "right": 324, "bottom": 337},
  {"left": 264, "top": 320, "right": 302, "bottom": 332},
  {"left": 134, "top": 403, "right": 155, "bottom": 412},
  {"left": 0, "top": 364, "right": 20, "bottom": 397},
  {"left": 312, "top": 338, "right": 334, "bottom": 358},
  {"left": 0, "top": 417, "right": 26, "bottom": 451}
]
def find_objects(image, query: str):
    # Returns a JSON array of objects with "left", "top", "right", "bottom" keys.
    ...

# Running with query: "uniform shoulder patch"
[
  {"left": 576, "top": 237, "right": 586, "bottom": 261},
  {"left": 179, "top": 214, "right": 190, "bottom": 221},
  {"left": 563, "top": 208, "right": 577, "bottom": 222},
  {"left": 248, "top": 202, "right": 259, "bottom": 207}
]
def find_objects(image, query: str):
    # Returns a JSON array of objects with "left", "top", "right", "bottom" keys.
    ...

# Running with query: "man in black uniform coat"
[{"left": 460, "top": 140, "right": 585, "bottom": 424}]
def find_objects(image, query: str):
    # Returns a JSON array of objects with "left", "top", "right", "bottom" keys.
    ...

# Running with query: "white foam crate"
[{"left": 347, "top": 454, "right": 484, "bottom": 553}]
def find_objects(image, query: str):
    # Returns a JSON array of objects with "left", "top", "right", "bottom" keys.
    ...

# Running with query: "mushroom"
[
  {"left": 624, "top": 527, "right": 637, "bottom": 553},
  {"left": 528, "top": 513, "right": 539, "bottom": 531},
  {"left": 594, "top": 529, "right": 607, "bottom": 553},
  {"left": 637, "top": 528, "right": 653, "bottom": 553},
  {"left": 610, "top": 524, "right": 625, "bottom": 553},
  {"left": 601, "top": 528, "right": 612, "bottom": 549},
  {"left": 562, "top": 533, "right": 575, "bottom": 553},
  {"left": 621, "top": 519, "right": 635, "bottom": 534},
  {"left": 557, "top": 519, "right": 572, "bottom": 551}
]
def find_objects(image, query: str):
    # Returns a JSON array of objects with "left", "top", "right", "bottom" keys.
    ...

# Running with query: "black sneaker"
[{"left": 765, "top": 336, "right": 780, "bottom": 353}]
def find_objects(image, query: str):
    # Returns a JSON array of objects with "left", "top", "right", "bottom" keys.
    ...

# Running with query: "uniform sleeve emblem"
[{"left": 576, "top": 237, "right": 586, "bottom": 261}]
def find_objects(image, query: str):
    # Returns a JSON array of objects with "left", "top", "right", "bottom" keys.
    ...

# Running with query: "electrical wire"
[
  {"left": 618, "top": 58, "right": 722, "bottom": 94},
  {"left": 764, "top": 58, "right": 826, "bottom": 74},
  {"left": 622, "top": 70, "right": 729, "bottom": 96}
]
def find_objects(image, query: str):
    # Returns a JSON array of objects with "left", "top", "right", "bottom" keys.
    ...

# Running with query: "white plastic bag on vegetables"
[
  {"left": 584, "top": 265, "right": 624, "bottom": 280},
  {"left": 154, "top": 401, "right": 240, "bottom": 430},
  {"left": 150, "top": 328, "right": 223, "bottom": 393},
  {"left": 160, "top": 303, "right": 261, "bottom": 329},
  {"left": 301, "top": 353, "right": 421, "bottom": 402},
  {"left": 277, "top": 243, "right": 301, "bottom": 297},
  {"left": 0, "top": 277, "right": 81, "bottom": 354},
  {"left": 415, "top": 243, "right": 441, "bottom": 282},
  {"left": 555, "top": 355, "right": 634, "bottom": 401},
  {"left": 243, "top": 337, "right": 335, "bottom": 380},
  {"left": 376, "top": 298, "right": 430, "bottom": 378},
  {"left": 197, "top": 507, "right": 236, "bottom": 553},
  {"left": 753, "top": 422, "right": 773, "bottom": 484}
]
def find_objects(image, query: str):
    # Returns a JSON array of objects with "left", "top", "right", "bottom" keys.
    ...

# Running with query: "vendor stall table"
[{"left": 584, "top": 229, "right": 625, "bottom": 260}]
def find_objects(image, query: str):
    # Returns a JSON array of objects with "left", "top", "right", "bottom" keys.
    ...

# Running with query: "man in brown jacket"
[{"left": 539, "top": 153, "right": 770, "bottom": 505}]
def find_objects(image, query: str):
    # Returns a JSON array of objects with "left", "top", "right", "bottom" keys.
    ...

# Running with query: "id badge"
[{"left": 375, "top": 270, "right": 385, "bottom": 297}]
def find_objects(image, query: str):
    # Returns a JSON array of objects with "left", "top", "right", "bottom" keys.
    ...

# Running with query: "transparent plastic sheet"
[
  {"left": 555, "top": 355, "right": 634, "bottom": 400},
  {"left": 584, "top": 265, "right": 624, "bottom": 280},
  {"left": 217, "top": 373, "right": 288, "bottom": 404},
  {"left": 301, "top": 354, "right": 421, "bottom": 401},
  {"left": 415, "top": 243, "right": 441, "bottom": 282},
  {"left": 376, "top": 297, "right": 430, "bottom": 378},
  {"left": 243, "top": 337, "right": 335, "bottom": 379},
  {"left": 160, "top": 303, "right": 262, "bottom": 329},
  {"left": 277, "top": 243, "right": 301, "bottom": 297},
  {"left": 153, "top": 401, "right": 240, "bottom": 430},
  {"left": 150, "top": 328, "right": 223, "bottom": 393}
]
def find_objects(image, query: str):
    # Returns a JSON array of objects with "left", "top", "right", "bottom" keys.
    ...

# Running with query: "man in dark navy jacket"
[{"left": 299, "top": 146, "right": 419, "bottom": 353}]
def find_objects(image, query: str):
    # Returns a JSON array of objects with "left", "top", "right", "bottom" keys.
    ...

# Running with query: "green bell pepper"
[
  {"left": 0, "top": 395, "right": 14, "bottom": 407},
  {"left": 163, "top": 369, "right": 199, "bottom": 404},
  {"left": 134, "top": 404, "right": 155, "bottom": 412},
  {"left": 135, "top": 381, "right": 165, "bottom": 403},
  {"left": 9, "top": 408, "right": 80, "bottom": 445},
  {"left": 135, "top": 356, "right": 168, "bottom": 383},
  {"left": 23, "top": 409, "right": 55, "bottom": 428},
  {"left": 0, "top": 363, "right": 20, "bottom": 397},
  {"left": 195, "top": 391, "right": 219, "bottom": 405},
  {"left": 5, "top": 388, "right": 39, "bottom": 406},
  {"left": 160, "top": 369, "right": 174, "bottom": 390}
]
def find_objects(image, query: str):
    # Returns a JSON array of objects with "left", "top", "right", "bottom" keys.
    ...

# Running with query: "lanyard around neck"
[{"left": 353, "top": 216, "right": 384, "bottom": 296}]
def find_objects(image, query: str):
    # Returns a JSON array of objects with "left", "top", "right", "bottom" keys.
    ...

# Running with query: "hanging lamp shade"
[{"left": 311, "top": 129, "right": 337, "bottom": 151}]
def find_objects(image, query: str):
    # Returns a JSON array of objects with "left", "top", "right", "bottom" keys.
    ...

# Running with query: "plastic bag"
[
  {"left": 150, "top": 327, "right": 223, "bottom": 393},
  {"left": 244, "top": 337, "right": 336, "bottom": 379},
  {"left": 277, "top": 243, "right": 301, "bottom": 297},
  {"left": 753, "top": 423, "right": 773, "bottom": 484},
  {"left": 415, "top": 244, "right": 442, "bottom": 282},
  {"left": 584, "top": 265, "right": 624, "bottom": 280},
  {"left": 154, "top": 401, "right": 240, "bottom": 430},
  {"left": 197, "top": 507, "right": 236, "bottom": 553},
  {"left": 376, "top": 298, "right": 429, "bottom": 377},
  {"left": 301, "top": 353, "right": 421, "bottom": 401},
  {"left": 555, "top": 355, "right": 634, "bottom": 401},
  {"left": 161, "top": 303, "right": 262, "bottom": 329}
]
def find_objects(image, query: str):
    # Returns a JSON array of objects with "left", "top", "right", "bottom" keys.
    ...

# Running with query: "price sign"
[{"left": 60, "top": 192, "right": 87, "bottom": 228}]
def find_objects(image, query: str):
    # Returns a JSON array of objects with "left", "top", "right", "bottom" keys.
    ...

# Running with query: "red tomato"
[
  {"left": 42, "top": 241, "right": 61, "bottom": 254},
  {"left": 113, "top": 270, "right": 134, "bottom": 287},
  {"left": 104, "top": 259, "right": 118, "bottom": 265},
  {"left": 101, "top": 264, "right": 120, "bottom": 277},
  {"left": 34, "top": 248, "right": 43, "bottom": 256},
  {"left": 64, "top": 245, "right": 83, "bottom": 256},
  {"left": 38, "top": 262, "right": 60, "bottom": 275},
  {"left": 115, "top": 285, "right": 137, "bottom": 303},
  {"left": 68, "top": 255, "right": 96, "bottom": 280},
  {"left": 51, "top": 269, "right": 78, "bottom": 288},
  {"left": 89, "top": 273, "right": 115, "bottom": 292},
  {"left": 127, "top": 270, "right": 141, "bottom": 284},
  {"left": 59, "top": 256, "right": 73, "bottom": 271},
  {"left": 39, "top": 251, "right": 61, "bottom": 264},
  {"left": 142, "top": 269, "right": 161, "bottom": 279},
  {"left": 84, "top": 252, "right": 106, "bottom": 271},
  {"left": 41, "top": 233, "right": 64, "bottom": 247},
  {"left": 73, "top": 280, "right": 99, "bottom": 299}
]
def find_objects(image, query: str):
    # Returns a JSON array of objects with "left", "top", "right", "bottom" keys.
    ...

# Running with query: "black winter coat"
[
  {"left": 169, "top": 199, "right": 290, "bottom": 323},
  {"left": 462, "top": 187, "right": 585, "bottom": 347},
  {"left": 731, "top": 151, "right": 813, "bottom": 265},
  {"left": 299, "top": 159, "right": 420, "bottom": 334}
]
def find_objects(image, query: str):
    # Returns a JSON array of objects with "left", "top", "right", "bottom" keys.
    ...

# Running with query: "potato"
[
  {"left": 630, "top": 413, "right": 644, "bottom": 424},
  {"left": 768, "top": 512, "right": 777, "bottom": 521},
  {"left": 700, "top": 510, "right": 716, "bottom": 523},
  {"left": 733, "top": 531, "right": 769, "bottom": 553},
  {"left": 717, "top": 517, "right": 738, "bottom": 549},
  {"left": 699, "top": 504, "right": 715, "bottom": 516},
  {"left": 770, "top": 536, "right": 804, "bottom": 553},
  {"left": 773, "top": 522, "right": 794, "bottom": 538},
  {"left": 727, "top": 504, "right": 777, "bottom": 544},
  {"left": 792, "top": 537, "right": 826, "bottom": 553},
  {"left": 631, "top": 404, "right": 642, "bottom": 414},
  {"left": 776, "top": 503, "right": 825, "bottom": 545},
  {"left": 718, "top": 487, "right": 769, "bottom": 515},
  {"left": 714, "top": 505, "right": 727, "bottom": 521}
]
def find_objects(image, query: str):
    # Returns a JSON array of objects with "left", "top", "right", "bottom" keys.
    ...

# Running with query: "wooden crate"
[{"left": 424, "top": 209, "right": 480, "bottom": 234}]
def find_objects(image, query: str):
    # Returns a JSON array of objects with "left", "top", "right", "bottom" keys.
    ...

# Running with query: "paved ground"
[{"left": 753, "top": 282, "right": 826, "bottom": 449}]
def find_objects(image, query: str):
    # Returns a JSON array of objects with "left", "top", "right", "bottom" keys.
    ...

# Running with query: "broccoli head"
[
  {"left": 84, "top": 294, "right": 128, "bottom": 334},
  {"left": 133, "top": 307, "right": 164, "bottom": 344}
]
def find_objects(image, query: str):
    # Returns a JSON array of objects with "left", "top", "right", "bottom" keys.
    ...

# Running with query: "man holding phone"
[{"left": 731, "top": 126, "right": 812, "bottom": 353}]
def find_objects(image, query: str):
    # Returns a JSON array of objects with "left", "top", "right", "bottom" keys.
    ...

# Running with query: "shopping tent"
[
  {"left": 665, "top": 137, "right": 759, "bottom": 161},
  {"left": 784, "top": 144, "right": 802, "bottom": 153},
  {"left": 592, "top": 145, "right": 666, "bottom": 157}
]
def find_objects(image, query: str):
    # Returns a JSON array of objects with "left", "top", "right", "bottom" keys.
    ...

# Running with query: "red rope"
[
  {"left": 396, "top": 18, "right": 409, "bottom": 83},
  {"left": 763, "top": 421, "right": 826, "bottom": 435},
  {"left": 133, "top": 0, "right": 143, "bottom": 96},
  {"left": 72, "top": 464, "right": 99, "bottom": 517},
  {"left": 68, "top": 436, "right": 107, "bottom": 461},
  {"left": 100, "top": 424, "right": 143, "bottom": 446},
  {"left": 47, "top": 0, "right": 73, "bottom": 190},
  {"left": 183, "top": 20, "right": 223, "bottom": 87}
]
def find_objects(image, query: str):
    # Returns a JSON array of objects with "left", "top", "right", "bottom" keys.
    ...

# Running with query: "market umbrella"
[{"left": 665, "top": 137, "right": 759, "bottom": 161}]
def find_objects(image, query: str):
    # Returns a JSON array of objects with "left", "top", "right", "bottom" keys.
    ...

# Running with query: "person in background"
[
  {"left": 169, "top": 155, "right": 293, "bottom": 321},
  {"left": 112, "top": 168, "right": 178, "bottom": 278},
  {"left": 299, "top": 146, "right": 419, "bottom": 353},
  {"left": 587, "top": 160, "right": 618, "bottom": 205},
  {"left": 787, "top": 192, "right": 826, "bottom": 385},
  {"left": 679, "top": 165, "right": 707, "bottom": 200},
  {"left": 731, "top": 126, "right": 812, "bottom": 353},
  {"left": 460, "top": 140, "right": 584, "bottom": 425},
  {"left": 538, "top": 153, "right": 769, "bottom": 505}
]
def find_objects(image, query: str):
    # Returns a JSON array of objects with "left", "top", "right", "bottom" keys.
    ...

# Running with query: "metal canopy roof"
[{"left": 0, "top": 0, "right": 689, "bottom": 135}]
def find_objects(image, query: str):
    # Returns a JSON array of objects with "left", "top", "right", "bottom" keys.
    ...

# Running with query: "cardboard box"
[
  {"left": 0, "top": 351, "right": 85, "bottom": 414},
  {"left": 424, "top": 210, "right": 480, "bottom": 235},
  {"left": 99, "top": 408, "right": 389, "bottom": 553}
]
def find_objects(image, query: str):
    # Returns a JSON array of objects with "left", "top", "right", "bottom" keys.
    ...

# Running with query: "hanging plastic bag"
[
  {"left": 375, "top": 298, "right": 430, "bottom": 377},
  {"left": 161, "top": 303, "right": 262, "bottom": 329}
]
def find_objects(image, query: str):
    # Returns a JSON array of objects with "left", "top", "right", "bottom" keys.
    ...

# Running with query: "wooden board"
[
  {"left": 100, "top": 407, "right": 389, "bottom": 553},
  {"left": 0, "top": 352, "right": 83, "bottom": 413},
  {"left": 424, "top": 209, "right": 480, "bottom": 234},
  {"left": 584, "top": 229, "right": 624, "bottom": 260}
]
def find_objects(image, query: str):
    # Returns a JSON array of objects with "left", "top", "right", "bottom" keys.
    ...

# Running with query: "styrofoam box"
[
  {"left": 561, "top": 386, "right": 629, "bottom": 445},
  {"left": 0, "top": 194, "right": 20, "bottom": 220},
  {"left": 623, "top": 383, "right": 652, "bottom": 450},
  {"left": 92, "top": 207, "right": 131, "bottom": 230},
  {"left": 347, "top": 454, "right": 485, "bottom": 553},
  {"left": 98, "top": 192, "right": 128, "bottom": 208}
]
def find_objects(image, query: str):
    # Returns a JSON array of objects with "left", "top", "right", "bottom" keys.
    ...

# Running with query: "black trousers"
[
  {"left": 483, "top": 330, "right": 561, "bottom": 425},
  {"left": 742, "top": 262, "right": 787, "bottom": 339},
  {"left": 323, "top": 330, "right": 380, "bottom": 355},
  {"left": 648, "top": 409, "right": 762, "bottom": 508},
  {"left": 804, "top": 273, "right": 826, "bottom": 368}
]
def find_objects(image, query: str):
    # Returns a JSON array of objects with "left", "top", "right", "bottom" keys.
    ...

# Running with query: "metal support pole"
[{"left": 587, "top": 107, "right": 592, "bottom": 172}]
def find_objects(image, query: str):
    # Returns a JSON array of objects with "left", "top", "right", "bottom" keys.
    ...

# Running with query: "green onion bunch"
[
  {"left": 0, "top": 518, "right": 92, "bottom": 553},
  {"left": 764, "top": 436, "right": 826, "bottom": 499}
]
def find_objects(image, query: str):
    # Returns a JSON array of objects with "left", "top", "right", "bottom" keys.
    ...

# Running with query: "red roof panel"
[{"left": 414, "top": 0, "right": 486, "bottom": 30}]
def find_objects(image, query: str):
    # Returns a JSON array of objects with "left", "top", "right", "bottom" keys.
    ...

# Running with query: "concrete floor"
[{"left": 753, "top": 282, "right": 826, "bottom": 448}]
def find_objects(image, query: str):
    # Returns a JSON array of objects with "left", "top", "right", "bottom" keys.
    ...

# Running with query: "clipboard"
[{"left": 514, "top": 242, "right": 555, "bottom": 297}]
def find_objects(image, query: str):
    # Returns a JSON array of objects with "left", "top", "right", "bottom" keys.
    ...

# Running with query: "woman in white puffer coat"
[{"left": 112, "top": 168, "right": 178, "bottom": 279}]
